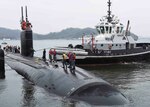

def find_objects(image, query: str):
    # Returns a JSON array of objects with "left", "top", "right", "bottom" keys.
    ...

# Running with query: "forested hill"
[
  {"left": 34, "top": 27, "right": 97, "bottom": 39},
  {"left": 0, "top": 27, "right": 97, "bottom": 40},
  {"left": 0, "top": 27, "right": 20, "bottom": 39},
  {"left": 0, "top": 27, "right": 137, "bottom": 40}
]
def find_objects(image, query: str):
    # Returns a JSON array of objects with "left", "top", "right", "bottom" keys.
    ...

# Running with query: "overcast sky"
[{"left": 0, "top": 0, "right": 150, "bottom": 37}]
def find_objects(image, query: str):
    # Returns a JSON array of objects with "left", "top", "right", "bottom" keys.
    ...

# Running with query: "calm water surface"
[{"left": 1, "top": 39, "right": 150, "bottom": 107}]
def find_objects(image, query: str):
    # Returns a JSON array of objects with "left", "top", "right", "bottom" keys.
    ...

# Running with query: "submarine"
[{"left": 4, "top": 6, "right": 128, "bottom": 105}]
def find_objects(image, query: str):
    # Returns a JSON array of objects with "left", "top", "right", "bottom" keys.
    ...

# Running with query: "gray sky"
[{"left": 0, "top": 0, "right": 150, "bottom": 37}]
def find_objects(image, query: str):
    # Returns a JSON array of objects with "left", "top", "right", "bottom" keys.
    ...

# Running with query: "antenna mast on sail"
[
  {"left": 107, "top": 0, "right": 112, "bottom": 22},
  {"left": 21, "top": 6, "right": 24, "bottom": 21},
  {"left": 26, "top": 6, "right": 29, "bottom": 23},
  {"left": 20, "top": 6, "right": 32, "bottom": 30},
  {"left": 25, "top": 6, "right": 29, "bottom": 23}
]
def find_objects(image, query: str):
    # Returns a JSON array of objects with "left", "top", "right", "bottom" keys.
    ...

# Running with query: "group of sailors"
[
  {"left": 2, "top": 45, "right": 20, "bottom": 53},
  {"left": 42, "top": 48, "right": 76, "bottom": 74},
  {"left": 42, "top": 48, "right": 57, "bottom": 62},
  {"left": 62, "top": 52, "right": 76, "bottom": 74},
  {"left": 21, "top": 20, "right": 32, "bottom": 31},
  {"left": 49, "top": 48, "right": 57, "bottom": 63}
]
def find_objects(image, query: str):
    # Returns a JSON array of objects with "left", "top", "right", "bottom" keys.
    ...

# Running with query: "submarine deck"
[
  {"left": 5, "top": 53, "right": 128, "bottom": 105},
  {"left": 5, "top": 53, "right": 94, "bottom": 80}
]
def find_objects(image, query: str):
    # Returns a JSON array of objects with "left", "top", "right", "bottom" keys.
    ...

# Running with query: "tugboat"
[{"left": 56, "top": 0, "right": 150, "bottom": 65}]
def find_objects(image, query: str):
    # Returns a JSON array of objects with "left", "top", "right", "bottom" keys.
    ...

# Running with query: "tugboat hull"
[{"left": 75, "top": 51, "right": 150, "bottom": 65}]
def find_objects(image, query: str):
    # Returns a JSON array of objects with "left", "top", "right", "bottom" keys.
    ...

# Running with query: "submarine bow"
[{"left": 6, "top": 54, "right": 128, "bottom": 105}]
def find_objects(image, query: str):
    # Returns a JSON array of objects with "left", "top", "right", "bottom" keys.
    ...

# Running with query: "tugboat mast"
[{"left": 107, "top": 0, "right": 112, "bottom": 23}]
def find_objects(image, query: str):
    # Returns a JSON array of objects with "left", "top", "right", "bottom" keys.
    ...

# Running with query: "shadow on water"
[
  {"left": 21, "top": 79, "right": 37, "bottom": 107},
  {"left": 61, "top": 100, "right": 77, "bottom": 107}
]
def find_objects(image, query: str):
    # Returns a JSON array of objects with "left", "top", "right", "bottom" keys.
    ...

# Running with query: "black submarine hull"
[{"left": 6, "top": 53, "right": 128, "bottom": 105}]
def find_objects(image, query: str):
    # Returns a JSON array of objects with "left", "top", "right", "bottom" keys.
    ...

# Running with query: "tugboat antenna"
[{"left": 107, "top": 0, "right": 112, "bottom": 22}]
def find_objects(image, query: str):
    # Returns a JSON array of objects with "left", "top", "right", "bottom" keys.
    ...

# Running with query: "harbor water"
[{"left": 1, "top": 39, "right": 150, "bottom": 107}]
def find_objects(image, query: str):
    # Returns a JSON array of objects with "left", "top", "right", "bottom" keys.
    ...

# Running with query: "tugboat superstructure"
[{"left": 83, "top": 0, "right": 136, "bottom": 53}]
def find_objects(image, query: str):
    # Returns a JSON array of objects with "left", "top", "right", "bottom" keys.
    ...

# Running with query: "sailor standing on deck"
[
  {"left": 26, "top": 22, "right": 32, "bottom": 31},
  {"left": 53, "top": 49, "right": 57, "bottom": 62},
  {"left": 21, "top": 20, "right": 26, "bottom": 30},
  {"left": 49, "top": 49, "right": 53, "bottom": 63},
  {"left": 30, "top": 48, "right": 35, "bottom": 57},
  {"left": 42, "top": 49, "right": 46, "bottom": 62},
  {"left": 68, "top": 52, "right": 72, "bottom": 68},
  {"left": 62, "top": 53, "right": 68, "bottom": 71},
  {"left": 69, "top": 53, "right": 76, "bottom": 74},
  {"left": 72, "top": 53, "right": 76, "bottom": 70}
]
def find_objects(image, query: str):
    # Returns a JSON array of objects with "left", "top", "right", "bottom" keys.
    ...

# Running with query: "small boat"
[
  {"left": 56, "top": 0, "right": 150, "bottom": 65},
  {"left": 1, "top": 42, "right": 7, "bottom": 45}
]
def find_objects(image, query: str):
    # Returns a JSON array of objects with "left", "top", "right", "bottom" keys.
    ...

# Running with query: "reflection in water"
[
  {"left": 81, "top": 62, "right": 150, "bottom": 89},
  {"left": 21, "top": 79, "right": 36, "bottom": 107},
  {"left": 0, "top": 80, "right": 6, "bottom": 95},
  {"left": 61, "top": 99, "right": 77, "bottom": 107}
]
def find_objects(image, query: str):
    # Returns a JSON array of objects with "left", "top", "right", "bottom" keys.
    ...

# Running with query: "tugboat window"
[
  {"left": 109, "top": 27, "right": 112, "bottom": 33},
  {"left": 116, "top": 27, "right": 119, "bottom": 33},
  {"left": 101, "top": 44, "right": 104, "bottom": 47},
  {"left": 96, "top": 26, "right": 100, "bottom": 34},
  {"left": 100, "top": 26, "right": 105, "bottom": 34},
  {"left": 120, "top": 27, "right": 123, "bottom": 33},
  {"left": 116, "top": 44, "right": 118, "bottom": 46},
  {"left": 105, "top": 26, "right": 109, "bottom": 33}
]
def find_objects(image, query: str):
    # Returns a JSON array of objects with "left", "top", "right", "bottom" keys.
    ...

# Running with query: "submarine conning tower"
[{"left": 20, "top": 6, "right": 33, "bottom": 57}]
